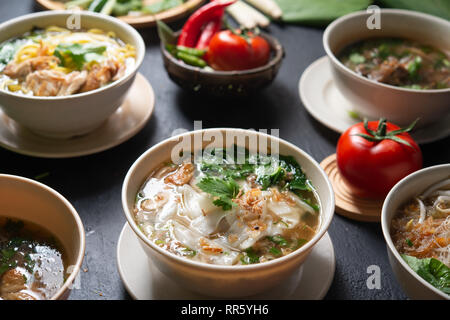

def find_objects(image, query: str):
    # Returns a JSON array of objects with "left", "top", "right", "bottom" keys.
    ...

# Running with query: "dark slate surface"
[{"left": 1, "top": 1, "right": 449, "bottom": 300}]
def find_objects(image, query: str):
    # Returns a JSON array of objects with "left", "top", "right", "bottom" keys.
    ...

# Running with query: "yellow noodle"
[
  {"left": 88, "top": 28, "right": 106, "bottom": 35},
  {"left": 46, "top": 26, "right": 69, "bottom": 33},
  {"left": 15, "top": 44, "right": 40, "bottom": 62}
]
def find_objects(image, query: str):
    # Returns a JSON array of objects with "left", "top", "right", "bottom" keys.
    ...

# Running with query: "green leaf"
[
  {"left": 377, "top": 0, "right": 450, "bottom": 21},
  {"left": 156, "top": 20, "right": 177, "bottom": 45},
  {"left": 143, "top": 0, "right": 183, "bottom": 14},
  {"left": 279, "top": 155, "right": 311, "bottom": 192},
  {"left": 401, "top": 255, "right": 450, "bottom": 295},
  {"left": 197, "top": 177, "right": 240, "bottom": 211},
  {"left": 197, "top": 147, "right": 318, "bottom": 211},
  {"left": 53, "top": 43, "right": 106, "bottom": 70},
  {"left": 255, "top": 163, "right": 285, "bottom": 190},
  {"left": 273, "top": 0, "right": 372, "bottom": 26}
]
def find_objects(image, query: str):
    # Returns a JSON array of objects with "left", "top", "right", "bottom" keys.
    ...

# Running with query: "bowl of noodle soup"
[
  {"left": 0, "top": 11, "right": 144, "bottom": 138},
  {"left": 382, "top": 164, "right": 450, "bottom": 300},
  {"left": 122, "top": 129, "right": 335, "bottom": 298}
]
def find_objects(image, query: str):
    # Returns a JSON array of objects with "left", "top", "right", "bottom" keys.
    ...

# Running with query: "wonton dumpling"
[
  {"left": 223, "top": 215, "right": 270, "bottom": 250},
  {"left": 190, "top": 209, "right": 230, "bottom": 236},
  {"left": 171, "top": 220, "right": 200, "bottom": 250},
  {"left": 178, "top": 184, "right": 217, "bottom": 220},
  {"left": 156, "top": 197, "right": 178, "bottom": 223},
  {"left": 267, "top": 200, "right": 302, "bottom": 227}
]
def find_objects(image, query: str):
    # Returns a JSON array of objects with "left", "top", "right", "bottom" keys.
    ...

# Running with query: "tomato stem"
[{"left": 354, "top": 118, "right": 419, "bottom": 148}]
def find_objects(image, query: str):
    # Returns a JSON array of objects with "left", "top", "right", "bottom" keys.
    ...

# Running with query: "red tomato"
[
  {"left": 336, "top": 119, "right": 422, "bottom": 199},
  {"left": 207, "top": 30, "right": 271, "bottom": 71}
]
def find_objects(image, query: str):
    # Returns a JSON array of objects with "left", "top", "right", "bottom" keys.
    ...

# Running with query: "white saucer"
[
  {"left": 299, "top": 56, "right": 450, "bottom": 144},
  {"left": 0, "top": 73, "right": 155, "bottom": 158},
  {"left": 117, "top": 223, "right": 335, "bottom": 300}
]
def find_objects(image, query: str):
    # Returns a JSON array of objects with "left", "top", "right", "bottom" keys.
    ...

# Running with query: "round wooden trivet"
[{"left": 320, "top": 154, "right": 383, "bottom": 222}]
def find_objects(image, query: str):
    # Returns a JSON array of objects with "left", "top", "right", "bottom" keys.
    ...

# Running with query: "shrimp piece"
[
  {"left": 164, "top": 163, "right": 194, "bottom": 186},
  {"left": 199, "top": 238, "right": 223, "bottom": 254}
]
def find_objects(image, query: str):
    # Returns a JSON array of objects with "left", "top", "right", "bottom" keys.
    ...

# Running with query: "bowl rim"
[
  {"left": 161, "top": 31, "right": 284, "bottom": 76},
  {"left": 0, "top": 10, "right": 145, "bottom": 101},
  {"left": 0, "top": 173, "right": 86, "bottom": 300},
  {"left": 122, "top": 128, "right": 335, "bottom": 272},
  {"left": 323, "top": 8, "right": 450, "bottom": 94},
  {"left": 381, "top": 164, "right": 450, "bottom": 300}
]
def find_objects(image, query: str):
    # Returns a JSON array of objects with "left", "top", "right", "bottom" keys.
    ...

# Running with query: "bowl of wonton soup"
[
  {"left": 122, "top": 128, "right": 335, "bottom": 298},
  {"left": 0, "top": 11, "right": 145, "bottom": 138}
]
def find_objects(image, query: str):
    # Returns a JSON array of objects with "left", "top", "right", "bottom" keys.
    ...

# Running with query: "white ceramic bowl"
[
  {"left": 122, "top": 128, "right": 335, "bottom": 298},
  {"left": 0, "top": 11, "right": 145, "bottom": 138},
  {"left": 0, "top": 174, "right": 85, "bottom": 300},
  {"left": 323, "top": 9, "right": 450, "bottom": 127},
  {"left": 382, "top": 164, "right": 450, "bottom": 300}
]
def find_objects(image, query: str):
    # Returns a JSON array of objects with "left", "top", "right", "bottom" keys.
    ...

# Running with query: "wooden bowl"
[
  {"left": 35, "top": 0, "right": 205, "bottom": 28},
  {"left": 161, "top": 32, "right": 285, "bottom": 97}
]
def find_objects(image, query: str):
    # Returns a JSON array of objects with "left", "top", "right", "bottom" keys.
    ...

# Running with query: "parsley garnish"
[
  {"left": 53, "top": 43, "right": 106, "bottom": 70},
  {"left": 197, "top": 177, "right": 240, "bottom": 211},
  {"left": 196, "top": 147, "right": 319, "bottom": 211}
]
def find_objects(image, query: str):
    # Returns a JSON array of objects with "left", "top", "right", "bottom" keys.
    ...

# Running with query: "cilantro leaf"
[
  {"left": 197, "top": 177, "right": 240, "bottom": 211},
  {"left": 196, "top": 147, "right": 319, "bottom": 211},
  {"left": 402, "top": 255, "right": 450, "bottom": 295},
  {"left": 53, "top": 43, "right": 106, "bottom": 70},
  {"left": 255, "top": 163, "right": 285, "bottom": 190}
]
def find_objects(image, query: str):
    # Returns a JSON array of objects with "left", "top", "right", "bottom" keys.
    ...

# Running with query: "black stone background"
[{"left": 1, "top": 0, "right": 449, "bottom": 300}]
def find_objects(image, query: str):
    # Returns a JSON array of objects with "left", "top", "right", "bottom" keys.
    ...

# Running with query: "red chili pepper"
[
  {"left": 177, "top": 0, "right": 235, "bottom": 48},
  {"left": 195, "top": 10, "right": 224, "bottom": 49}
]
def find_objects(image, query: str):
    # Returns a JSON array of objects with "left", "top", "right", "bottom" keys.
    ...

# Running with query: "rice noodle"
[
  {"left": 435, "top": 196, "right": 450, "bottom": 214},
  {"left": 417, "top": 198, "right": 426, "bottom": 223},
  {"left": 391, "top": 181, "right": 450, "bottom": 268},
  {"left": 421, "top": 178, "right": 450, "bottom": 198}
]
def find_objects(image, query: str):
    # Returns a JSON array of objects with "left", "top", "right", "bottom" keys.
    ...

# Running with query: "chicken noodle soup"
[
  {"left": 0, "top": 26, "right": 136, "bottom": 96},
  {"left": 134, "top": 147, "right": 320, "bottom": 265},
  {"left": 339, "top": 38, "right": 450, "bottom": 90},
  {"left": 0, "top": 218, "right": 67, "bottom": 300},
  {"left": 391, "top": 178, "right": 450, "bottom": 295}
]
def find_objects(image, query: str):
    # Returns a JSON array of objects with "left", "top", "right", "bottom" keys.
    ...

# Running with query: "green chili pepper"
[
  {"left": 176, "top": 45, "right": 206, "bottom": 58},
  {"left": 176, "top": 51, "right": 207, "bottom": 68}
]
